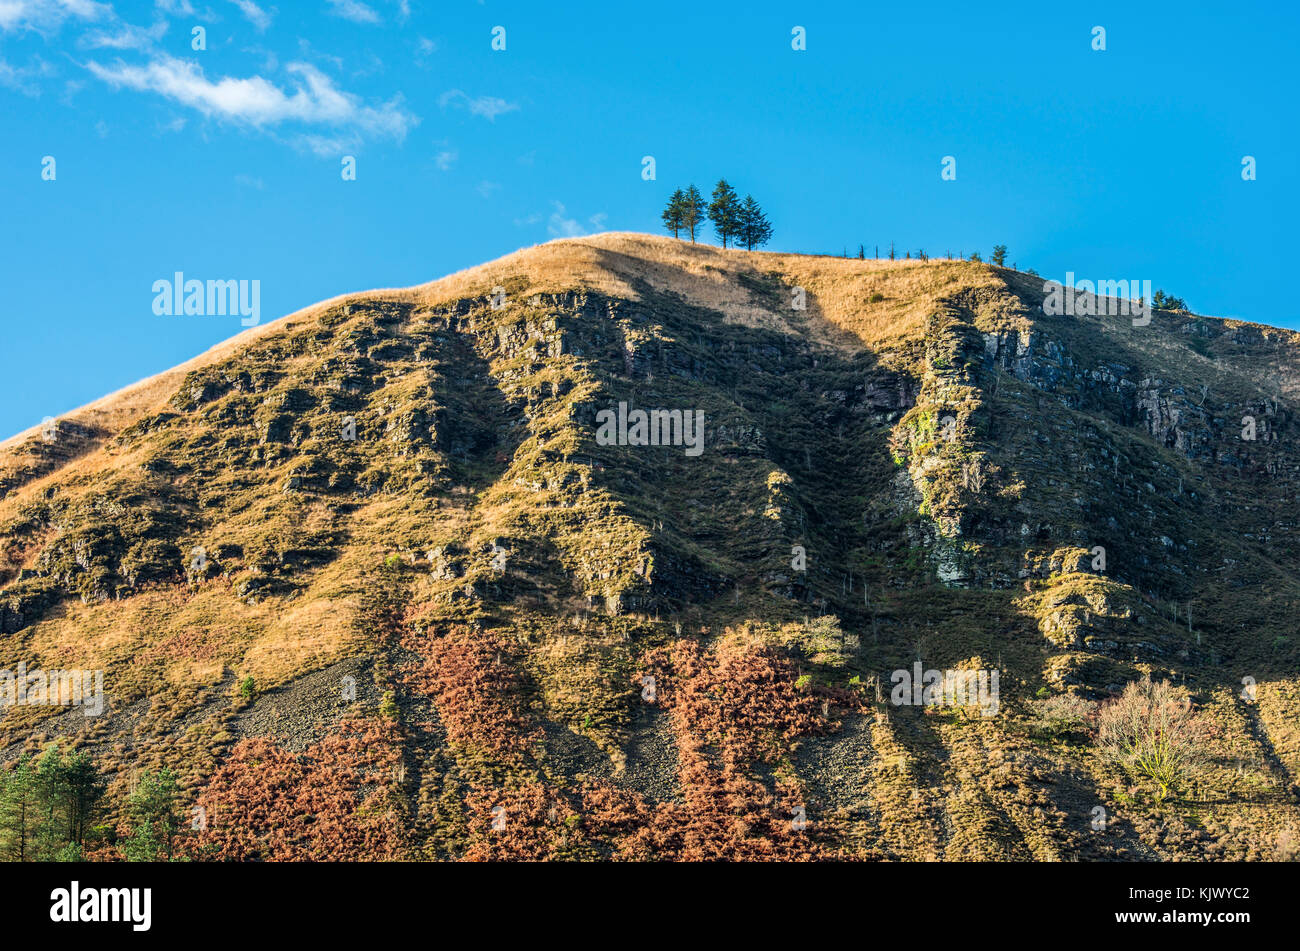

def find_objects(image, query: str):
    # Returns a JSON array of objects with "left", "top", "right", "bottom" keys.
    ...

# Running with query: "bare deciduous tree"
[{"left": 1097, "top": 678, "right": 1213, "bottom": 800}]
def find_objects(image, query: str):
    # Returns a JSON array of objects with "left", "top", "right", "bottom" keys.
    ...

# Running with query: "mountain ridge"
[{"left": 5, "top": 231, "right": 1292, "bottom": 456}]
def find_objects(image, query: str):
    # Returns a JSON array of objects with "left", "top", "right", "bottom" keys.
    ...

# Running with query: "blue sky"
[{"left": 1, "top": 0, "right": 1295, "bottom": 440}]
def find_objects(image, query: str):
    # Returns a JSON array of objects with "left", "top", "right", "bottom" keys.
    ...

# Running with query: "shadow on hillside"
[{"left": 558, "top": 275, "right": 904, "bottom": 622}]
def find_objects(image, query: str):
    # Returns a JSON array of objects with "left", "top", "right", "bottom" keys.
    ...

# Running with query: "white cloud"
[
  {"left": 0, "top": 0, "right": 112, "bottom": 32},
  {"left": 325, "top": 0, "right": 378, "bottom": 24},
  {"left": 438, "top": 88, "right": 518, "bottom": 121},
  {"left": 242, "top": 44, "right": 278, "bottom": 72},
  {"left": 352, "top": 51, "right": 385, "bottom": 78},
  {"left": 435, "top": 148, "right": 456, "bottom": 171},
  {"left": 294, "top": 38, "right": 341, "bottom": 72},
  {"left": 476, "top": 180, "right": 500, "bottom": 198},
  {"left": 82, "top": 18, "right": 168, "bottom": 50},
  {"left": 0, "top": 55, "right": 54, "bottom": 95},
  {"left": 289, "top": 132, "right": 353, "bottom": 157},
  {"left": 414, "top": 35, "right": 436, "bottom": 69},
  {"left": 86, "top": 54, "right": 417, "bottom": 143},
  {"left": 546, "top": 202, "right": 606, "bottom": 238},
  {"left": 157, "top": 0, "right": 221, "bottom": 16},
  {"left": 229, "top": 0, "right": 271, "bottom": 31}
]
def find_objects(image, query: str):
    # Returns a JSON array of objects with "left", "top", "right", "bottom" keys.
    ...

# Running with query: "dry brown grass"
[
  {"left": 11, "top": 552, "right": 365, "bottom": 705},
  {"left": 240, "top": 596, "right": 360, "bottom": 687},
  {"left": 414, "top": 232, "right": 1014, "bottom": 351},
  {"left": 0, "top": 233, "right": 1004, "bottom": 465},
  {"left": 11, "top": 229, "right": 1298, "bottom": 479}
]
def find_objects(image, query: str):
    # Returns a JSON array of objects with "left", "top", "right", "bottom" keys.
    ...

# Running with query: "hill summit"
[{"left": 2, "top": 232, "right": 1298, "bottom": 860}]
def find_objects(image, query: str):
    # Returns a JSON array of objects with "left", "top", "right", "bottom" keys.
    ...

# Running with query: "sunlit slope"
[{"left": 1, "top": 232, "right": 1297, "bottom": 861}]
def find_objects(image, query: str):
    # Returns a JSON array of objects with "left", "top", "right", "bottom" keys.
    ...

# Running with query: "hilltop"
[{"left": 1, "top": 232, "right": 1298, "bottom": 860}]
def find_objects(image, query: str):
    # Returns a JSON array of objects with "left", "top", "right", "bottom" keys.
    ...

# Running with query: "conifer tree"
[
  {"left": 680, "top": 185, "right": 705, "bottom": 243},
  {"left": 58, "top": 749, "right": 104, "bottom": 849},
  {"left": 120, "top": 769, "right": 184, "bottom": 862},
  {"left": 1152, "top": 289, "right": 1188, "bottom": 311},
  {"left": 736, "top": 195, "right": 773, "bottom": 251},
  {"left": 0, "top": 756, "right": 38, "bottom": 861},
  {"left": 707, "top": 179, "right": 741, "bottom": 248},
  {"left": 0, "top": 744, "right": 102, "bottom": 861},
  {"left": 661, "top": 189, "right": 686, "bottom": 239}
]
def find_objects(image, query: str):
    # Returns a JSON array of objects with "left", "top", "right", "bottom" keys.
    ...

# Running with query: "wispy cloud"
[
  {"left": 81, "top": 18, "right": 168, "bottom": 50},
  {"left": 438, "top": 88, "right": 518, "bottom": 121},
  {"left": 435, "top": 148, "right": 456, "bottom": 171},
  {"left": 547, "top": 202, "right": 606, "bottom": 238},
  {"left": 229, "top": 0, "right": 272, "bottom": 31},
  {"left": 476, "top": 180, "right": 501, "bottom": 199},
  {"left": 85, "top": 54, "right": 417, "bottom": 145},
  {"left": 0, "top": 55, "right": 55, "bottom": 95},
  {"left": 0, "top": 0, "right": 112, "bottom": 33},
  {"left": 156, "top": 0, "right": 216, "bottom": 17},
  {"left": 325, "top": 0, "right": 379, "bottom": 24},
  {"left": 294, "top": 38, "right": 341, "bottom": 72}
]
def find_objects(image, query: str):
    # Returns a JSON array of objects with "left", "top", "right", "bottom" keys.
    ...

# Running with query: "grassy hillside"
[{"left": 1, "top": 233, "right": 1297, "bottom": 861}]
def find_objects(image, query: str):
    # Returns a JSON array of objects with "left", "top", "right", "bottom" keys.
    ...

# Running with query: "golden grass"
[
  {"left": 11, "top": 566, "right": 360, "bottom": 709},
  {"left": 239, "top": 596, "right": 360, "bottom": 687},
  {"left": 414, "top": 232, "right": 1015, "bottom": 351},
  {"left": 0, "top": 233, "right": 1003, "bottom": 464},
  {"left": 8, "top": 229, "right": 1297, "bottom": 476}
]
